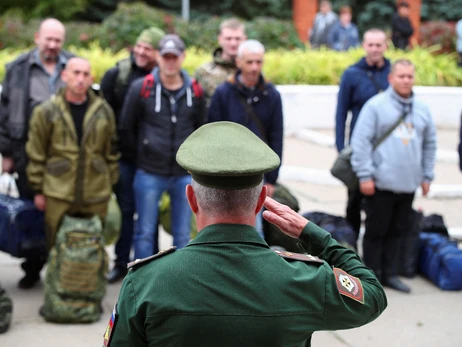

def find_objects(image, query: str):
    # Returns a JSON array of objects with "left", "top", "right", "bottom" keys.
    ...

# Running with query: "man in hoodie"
[
  {"left": 335, "top": 29, "right": 390, "bottom": 240},
  {"left": 101, "top": 26, "right": 165, "bottom": 283},
  {"left": 351, "top": 59, "right": 437, "bottom": 293},
  {"left": 120, "top": 34, "right": 206, "bottom": 259},
  {"left": 195, "top": 18, "right": 246, "bottom": 107}
]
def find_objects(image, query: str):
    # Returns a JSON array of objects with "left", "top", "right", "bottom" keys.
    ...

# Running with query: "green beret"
[
  {"left": 136, "top": 27, "right": 165, "bottom": 48},
  {"left": 176, "top": 122, "right": 280, "bottom": 189}
]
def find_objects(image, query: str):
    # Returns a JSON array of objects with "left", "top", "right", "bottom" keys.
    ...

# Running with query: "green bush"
[
  {"left": 1, "top": 45, "right": 461, "bottom": 87},
  {"left": 96, "top": 2, "right": 302, "bottom": 52}
]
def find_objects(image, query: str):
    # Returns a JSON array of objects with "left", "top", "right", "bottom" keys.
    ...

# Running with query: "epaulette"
[
  {"left": 274, "top": 249, "right": 324, "bottom": 264},
  {"left": 127, "top": 246, "right": 176, "bottom": 270}
]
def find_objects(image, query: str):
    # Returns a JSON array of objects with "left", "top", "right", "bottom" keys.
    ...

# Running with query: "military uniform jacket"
[
  {"left": 26, "top": 89, "right": 120, "bottom": 204},
  {"left": 106, "top": 222, "right": 387, "bottom": 347}
]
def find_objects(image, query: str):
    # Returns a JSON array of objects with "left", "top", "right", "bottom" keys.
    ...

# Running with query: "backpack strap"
[
  {"left": 191, "top": 78, "right": 203, "bottom": 98},
  {"left": 140, "top": 74, "right": 155, "bottom": 99},
  {"left": 114, "top": 58, "right": 132, "bottom": 95}
]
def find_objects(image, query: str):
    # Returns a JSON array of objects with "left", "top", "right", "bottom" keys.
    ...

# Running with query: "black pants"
[
  {"left": 363, "top": 189, "right": 414, "bottom": 279},
  {"left": 346, "top": 187, "right": 363, "bottom": 236},
  {"left": 16, "top": 171, "right": 47, "bottom": 278}
]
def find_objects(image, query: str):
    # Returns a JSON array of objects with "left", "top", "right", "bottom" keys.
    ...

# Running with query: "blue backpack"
[
  {"left": 419, "top": 232, "right": 462, "bottom": 291},
  {"left": 0, "top": 194, "right": 46, "bottom": 258}
]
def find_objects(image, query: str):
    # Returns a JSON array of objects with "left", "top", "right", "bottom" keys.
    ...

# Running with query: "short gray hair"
[
  {"left": 191, "top": 179, "right": 263, "bottom": 218},
  {"left": 237, "top": 40, "right": 265, "bottom": 58}
]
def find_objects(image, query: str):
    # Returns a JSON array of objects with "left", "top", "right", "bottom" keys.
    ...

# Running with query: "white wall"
[{"left": 277, "top": 85, "right": 462, "bottom": 132}]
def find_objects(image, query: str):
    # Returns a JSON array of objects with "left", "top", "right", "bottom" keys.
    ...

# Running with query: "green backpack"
[
  {"left": 41, "top": 215, "right": 108, "bottom": 323},
  {"left": 0, "top": 286, "right": 12, "bottom": 334}
]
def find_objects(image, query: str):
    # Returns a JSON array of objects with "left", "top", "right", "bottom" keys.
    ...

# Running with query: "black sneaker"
[
  {"left": 18, "top": 274, "right": 40, "bottom": 290},
  {"left": 107, "top": 266, "right": 128, "bottom": 283},
  {"left": 384, "top": 276, "right": 411, "bottom": 293}
]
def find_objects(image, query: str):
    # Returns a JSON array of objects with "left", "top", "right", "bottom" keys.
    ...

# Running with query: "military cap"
[
  {"left": 176, "top": 121, "right": 280, "bottom": 189},
  {"left": 136, "top": 27, "right": 165, "bottom": 48}
]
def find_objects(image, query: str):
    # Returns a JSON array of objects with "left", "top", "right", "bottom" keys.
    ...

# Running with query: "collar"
[
  {"left": 31, "top": 48, "right": 68, "bottom": 68},
  {"left": 186, "top": 224, "right": 269, "bottom": 248},
  {"left": 387, "top": 85, "right": 414, "bottom": 105},
  {"left": 231, "top": 70, "right": 268, "bottom": 93},
  {"left": 212, "top": 47, "right": 237, "bottom": 68}
]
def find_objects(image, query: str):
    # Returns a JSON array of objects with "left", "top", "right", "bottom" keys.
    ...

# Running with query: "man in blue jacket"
[
  {"left": 351, "top": 59, "right": 437, "bottom": 293},
  {"left": 208, "top": 39, "right": 283, "bottom": 238},
  {"left": 334, "top": 29, "right": 390, "bottom": 239}
]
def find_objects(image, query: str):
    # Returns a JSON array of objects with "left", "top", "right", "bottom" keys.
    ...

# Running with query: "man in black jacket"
[
  {"left": 0, "top": 18, "right": 73, "bottom": 289},
  {"left": 120, "top": 34, "right": 206, "bottom": 260},
  {"left": 101, "top": 27, "right": 165, "bottom": 283},
  {"left": 391, "top": 2, "right": 414, "bottom": 50}
]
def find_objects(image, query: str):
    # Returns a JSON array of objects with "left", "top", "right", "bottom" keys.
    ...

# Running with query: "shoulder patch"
[
  {"left": 127, "top": 246, "right": 176, "bottom": 269},
  {"left": 103, "top": 302, "right": 118, "bottom": 347},
  {"left": 333, "top": 267, "right": 364, "bottom": 304},
  {"left": 274, "top": 249, "right": 324, "bottom": 264}
]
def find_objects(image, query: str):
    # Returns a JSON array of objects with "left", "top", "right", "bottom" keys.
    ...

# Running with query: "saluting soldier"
[{"left": 103, "top": 121, "right": 387, "bottom": 347}]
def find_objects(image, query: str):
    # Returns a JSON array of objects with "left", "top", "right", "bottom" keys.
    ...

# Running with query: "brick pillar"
[
  {"left": 397, "top": 0, "right": 421, "bottom": 42},
  {"left": 293, "top": 0, "right": 318, "bottom": 43}
]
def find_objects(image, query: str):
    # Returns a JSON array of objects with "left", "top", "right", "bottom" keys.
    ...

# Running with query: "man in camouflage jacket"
[
  {"left": 26, "top": 58, "right": 119, "bottom": 249},
  {"left": 195, "top": 18, "right": 247, "bottom": 107}
]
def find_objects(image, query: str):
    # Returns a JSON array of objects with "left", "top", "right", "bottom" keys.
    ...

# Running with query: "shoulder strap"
[
  {"left": 274, "top": 249, "right": 324, "bottom": 264},
  {"left": 115, "top": 58, "right": 132, "bottom": 93},
  {"left": 373, "top": 109, "right": 409, "bottom": 150},
  {"left": 367, "top": 71, "right": 384, "bottom": 94},
  {"left": 140, "top": 74, "right": 155, "bottom": 99},
  {"left": 191, "top": 78, "right": 203, "bottom": 98},
  {"left": 233, "top": 90, "right": 267, "bottom": 143}
]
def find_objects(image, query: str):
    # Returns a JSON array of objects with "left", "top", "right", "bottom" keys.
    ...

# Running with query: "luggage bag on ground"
[
  {"left": 0, "top": 194, "right": 46, "bottom": 258},
  {"left": 419, "top": 232, "right": 462, "bottom": 291}
]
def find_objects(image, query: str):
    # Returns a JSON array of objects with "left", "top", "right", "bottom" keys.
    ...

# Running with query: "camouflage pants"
[
  {"left": 45, "top": 197, "right": 108, "bottom": 250},
  {"left": 0, "top": 286, "right": 12, "bottom": 333}
]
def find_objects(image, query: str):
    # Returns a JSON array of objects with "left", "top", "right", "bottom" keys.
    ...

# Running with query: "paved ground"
[{"left": 1, "top": 129, "right": 462, "bottom": 346}]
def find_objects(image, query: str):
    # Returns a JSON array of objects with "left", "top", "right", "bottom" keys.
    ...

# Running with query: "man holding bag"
[{"left": 350, "top": 59, "right": 436, "bottom": 293}]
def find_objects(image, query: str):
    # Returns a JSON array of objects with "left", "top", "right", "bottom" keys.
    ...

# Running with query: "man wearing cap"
[
  {"left": 104, "top": 121, "right": 387, "bottom": 347},
  {"left": 208, "top": 39, "right": 283, "bottom": 238},
  {"left": 119, "top": 34, "right": 206, "bottom": 260},
  {"left": 101, "top": 26, "right": 165, "bottom": 283}
]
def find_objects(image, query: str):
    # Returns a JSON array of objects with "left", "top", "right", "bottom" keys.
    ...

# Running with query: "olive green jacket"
[
  {"left": 107, "top": 222, "right": 387, "bottom": 347},
  {"left": 26, "top": 89, "right": 119, "bottom": 204}
]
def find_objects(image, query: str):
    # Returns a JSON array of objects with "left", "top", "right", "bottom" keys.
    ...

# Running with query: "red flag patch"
[{"left": 333, "top": 267, "right": 364, "bottom": 304}]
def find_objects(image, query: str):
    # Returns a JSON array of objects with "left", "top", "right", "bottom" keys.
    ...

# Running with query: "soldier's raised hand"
[{"left": 263, "top": 197, "right": 308, "bottom": 238}]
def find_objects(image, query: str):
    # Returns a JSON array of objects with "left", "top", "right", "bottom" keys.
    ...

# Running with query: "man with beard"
[
  {"left": 101, "top": 27, "right": 165, "bottom": 284},
  {"left": 208, "top": 40, "right": 283, "bottom": 239},
  {"left": 334, "top": 29, "right": 390, "bottom": 242},
  {"left": 0, "top": 18, "right": 74, "bottom": 289},
  {"left": 195, "top": 18, "right": 246, "bottom": 107}
]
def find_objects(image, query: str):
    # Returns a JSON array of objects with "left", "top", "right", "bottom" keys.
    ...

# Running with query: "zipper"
[{"left": 169, "top": 95, "right": 177, "bottom": 176}]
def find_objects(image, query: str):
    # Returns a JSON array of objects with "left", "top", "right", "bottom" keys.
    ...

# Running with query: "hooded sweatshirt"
[
  {"left": 335, "top": 57, "right": 391, "bottom": 152},
  {"left": 351, "top": 86, "right": 437, "bottom": 194}
]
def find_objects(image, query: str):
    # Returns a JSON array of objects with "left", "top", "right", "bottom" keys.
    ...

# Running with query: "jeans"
[
  {"left": 113, "top": 160, "right": 136, "bottom": 268},
  {"left": 133, "top": 170, "right": 191, "bottom": 259}
]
